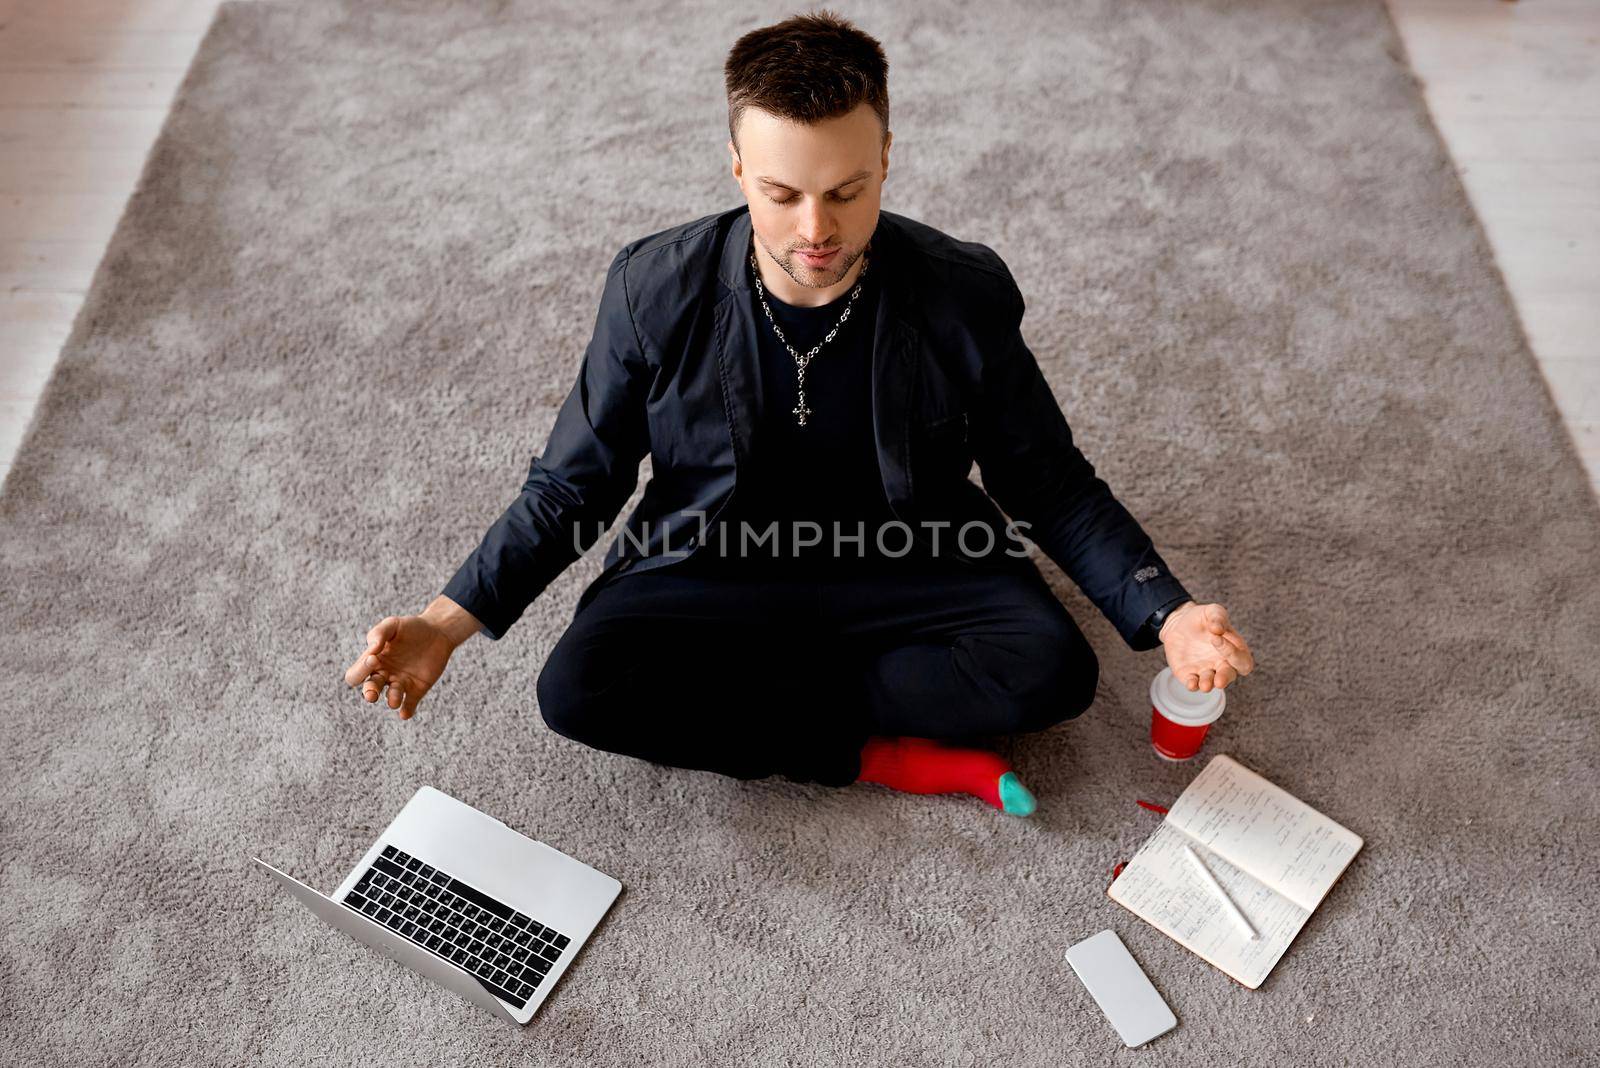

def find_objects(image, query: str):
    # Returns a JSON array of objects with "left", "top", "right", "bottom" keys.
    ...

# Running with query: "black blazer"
[{"left": 442, "top": 205, "right": 1192, "bottom": 649}]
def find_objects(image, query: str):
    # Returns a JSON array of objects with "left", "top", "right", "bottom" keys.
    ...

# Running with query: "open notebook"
[{"left": 1107, "top": 754, "right": 1363, "bottom": 989}]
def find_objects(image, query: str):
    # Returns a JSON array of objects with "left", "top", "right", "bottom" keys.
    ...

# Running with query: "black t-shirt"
[{"left": 679, "top": 259, "right": 940, "bottom": 576}]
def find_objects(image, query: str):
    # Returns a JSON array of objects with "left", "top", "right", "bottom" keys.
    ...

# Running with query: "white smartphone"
[{"left": 1064, "top": 930, "right": 1178, "bottom": 1048}]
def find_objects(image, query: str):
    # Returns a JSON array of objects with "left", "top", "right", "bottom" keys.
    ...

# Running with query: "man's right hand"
[{"left": 344, "top": 597, "right": 482, "bottom": 719}]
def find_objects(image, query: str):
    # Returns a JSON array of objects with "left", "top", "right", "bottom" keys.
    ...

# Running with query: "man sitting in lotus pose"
[{"left": 344, "top": 11, "right": 1254, "bottom": 817}]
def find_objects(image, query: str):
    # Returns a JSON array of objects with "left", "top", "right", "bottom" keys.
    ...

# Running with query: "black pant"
[{"left": 535, "top": 556, "right": 1100, "bottom": 787}]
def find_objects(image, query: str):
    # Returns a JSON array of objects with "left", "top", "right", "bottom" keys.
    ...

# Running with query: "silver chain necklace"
[{"left": 749, "top": 247, "right": 870, "bottom": 427}]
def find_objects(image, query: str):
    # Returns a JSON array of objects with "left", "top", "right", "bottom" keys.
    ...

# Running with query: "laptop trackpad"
[{"left": 377, "top": 785, "right": 620, "bottom": 938}]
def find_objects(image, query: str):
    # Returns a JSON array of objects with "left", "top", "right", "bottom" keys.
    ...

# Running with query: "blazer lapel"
[
  {"left": 869, "top": 233, "right": 920, "bottom": 515},
  {"left": 714, "top": 207, "right": 921, "bottom": 512},
  {"left": 714, "top": 211, "right": 766, "bottom": 469}
]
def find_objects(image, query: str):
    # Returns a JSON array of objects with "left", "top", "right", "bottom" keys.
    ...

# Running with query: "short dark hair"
[{"left": 724, "top": 9, "right": 890, "bottom": 157}]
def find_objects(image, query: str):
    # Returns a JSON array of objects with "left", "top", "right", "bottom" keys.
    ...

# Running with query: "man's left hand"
[{"left": 1159, "top": 602, "right": 1254, "bottom": 692}]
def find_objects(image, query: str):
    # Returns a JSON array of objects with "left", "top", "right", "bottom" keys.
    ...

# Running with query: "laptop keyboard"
[{"left": 340, "top": 844, "right": 571, "bottom": 1009}]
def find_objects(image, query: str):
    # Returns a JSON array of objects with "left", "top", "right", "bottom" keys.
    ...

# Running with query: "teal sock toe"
[{"left": 998, "top": 771, "right": 1037, "bottom": 817}]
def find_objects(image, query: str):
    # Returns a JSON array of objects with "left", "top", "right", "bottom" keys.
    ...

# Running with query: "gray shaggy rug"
[{"left": 1, "top": 1, "right": 1596, "bottom": 1064}]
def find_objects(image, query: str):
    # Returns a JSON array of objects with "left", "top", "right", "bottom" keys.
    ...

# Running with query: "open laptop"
[{"left": 254, "top": 785, "right": 622, "bottom": 1026}]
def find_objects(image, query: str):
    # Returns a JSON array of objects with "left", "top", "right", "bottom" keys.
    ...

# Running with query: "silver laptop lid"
[
  {"left": 254, "top": 858, "right": 521, "bottom": 1024},
  {"left": 258, "top": 786, "right": 622, "bottom": 1026}
]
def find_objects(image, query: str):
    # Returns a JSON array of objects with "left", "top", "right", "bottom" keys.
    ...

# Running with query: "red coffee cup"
[{"left": 1149, "top": 666, "right": 1226, "bottom": 761}]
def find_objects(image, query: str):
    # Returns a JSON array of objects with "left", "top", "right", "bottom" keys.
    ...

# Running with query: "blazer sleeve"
[
  {"left": 440, "top": 245, "right": 652, "bottom": 640},
  {"left": 970, "top": 264, "right": 1193, "bottom": 652}
]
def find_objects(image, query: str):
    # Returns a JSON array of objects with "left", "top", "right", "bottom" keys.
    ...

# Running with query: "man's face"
[{"left": 729, "top": 102, "right": 891, "bottom": 299}]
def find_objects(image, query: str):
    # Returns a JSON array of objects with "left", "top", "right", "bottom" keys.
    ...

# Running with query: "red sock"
[{"left": 855, "top": 735, "right": 1012, "bottom": 809}]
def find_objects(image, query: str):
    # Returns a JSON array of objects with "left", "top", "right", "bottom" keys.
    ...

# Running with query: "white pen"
[{"left": 1182, "top": 843, "right": 1259, "bottom": 941}]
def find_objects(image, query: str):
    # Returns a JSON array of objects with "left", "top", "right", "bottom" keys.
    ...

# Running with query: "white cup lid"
[{"left": 1150, "top": 666, "right": 1225, "bottom": 725}]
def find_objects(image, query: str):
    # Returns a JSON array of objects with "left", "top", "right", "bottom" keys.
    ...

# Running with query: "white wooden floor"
[{"left": 1, "top": 0, "right": 1597, "bottom": 496}]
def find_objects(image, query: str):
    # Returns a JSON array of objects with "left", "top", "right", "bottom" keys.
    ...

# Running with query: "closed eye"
[{"left": 769, "top": 192, "right": 860, "bottom": 205}]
